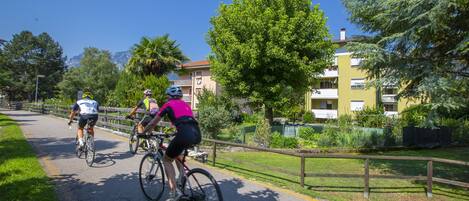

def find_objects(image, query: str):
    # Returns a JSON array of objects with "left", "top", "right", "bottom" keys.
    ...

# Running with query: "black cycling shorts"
[
  {"left": 78, "top": 114, "right": 98, "bottom": 129},
  {"left": 139, "top": 115, "right": 154, "bottom": 127},
  {"left": 166, "top": 122, "right": 202, "bottom": 158}
]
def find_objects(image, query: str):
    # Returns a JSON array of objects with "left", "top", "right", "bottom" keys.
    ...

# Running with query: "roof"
[{"left": 181, "top": 60, "right": 210, "bottom": 69}]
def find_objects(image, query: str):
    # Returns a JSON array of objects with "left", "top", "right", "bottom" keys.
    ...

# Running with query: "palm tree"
[{"left": 128, "top": 34, "right": 188, "bottom": 76}]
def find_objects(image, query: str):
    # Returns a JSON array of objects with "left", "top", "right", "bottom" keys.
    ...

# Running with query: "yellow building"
[{"left": 304, "top": 29, "right": 417, "bottom": 119}]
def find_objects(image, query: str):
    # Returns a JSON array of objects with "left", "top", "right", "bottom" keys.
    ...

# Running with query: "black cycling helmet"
[{"left": 165, "top": 86, "right": 183, "bottom": 98}]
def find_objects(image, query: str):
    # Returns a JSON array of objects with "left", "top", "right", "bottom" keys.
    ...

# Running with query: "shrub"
[
  {"left": 440, "top": 118, "right": 469, "bottom": 144},
  {"left": 270, "top": 132, "right": 298, "bottom": 149},
  {"left": 253, "top": 118, "right": 271, "bottom": 148},
  {"left": 242, "top": 112, "right": 263, "bottom": 124},
  {"left": 401, "top": 105, "right": 430, "bottom": 127},
  {"left": 354, "top": 107, "right": 387, "bottom": 128},
  {"left": 303, "top": 111, "right": 315, "bottom": 123},
  {"left": 198, "top": 106, "right": 231, "bottom": 139}
]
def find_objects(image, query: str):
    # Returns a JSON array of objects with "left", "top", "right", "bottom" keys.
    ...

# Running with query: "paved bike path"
[{"left": 2, "top": 109, "right": 313, "bottom": 201}]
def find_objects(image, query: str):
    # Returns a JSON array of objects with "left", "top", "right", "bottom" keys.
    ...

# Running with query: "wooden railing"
[
  {"left": 15, "top": 102, "right": 469, "bottom": 198},
  {"left": 205, "top": 139, "right": 469, "bottom": 198}
]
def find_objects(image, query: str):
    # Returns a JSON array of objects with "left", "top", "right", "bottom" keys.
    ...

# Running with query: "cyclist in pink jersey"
[{"left": 143, "top": 86, "right": 201, "bottom": 201}]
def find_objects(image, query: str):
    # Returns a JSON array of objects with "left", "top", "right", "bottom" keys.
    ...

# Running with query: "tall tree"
[
  {"left": 208, "top": 0, "right": 334, "bottom": 123},
  {"left": 0, "top": 31, "right": 66, "bottom": 101},
  {"left": 343, "top": 0, "right": 469, "bottom": 114},
  {"left": 58, "top": 48, "right": 119, "bottom": 103},
  {"left": 128, "top": 34, "right": 188, "bottom": 76}
]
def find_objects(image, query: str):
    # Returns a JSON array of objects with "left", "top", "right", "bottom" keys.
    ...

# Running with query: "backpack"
[{"left": 144, "top": 98, "right": 159, "bottom": 116}]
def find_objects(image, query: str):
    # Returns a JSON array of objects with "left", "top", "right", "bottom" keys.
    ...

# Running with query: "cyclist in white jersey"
[{"left": 68, "top": 90, "right": 99, "bottom": 147}]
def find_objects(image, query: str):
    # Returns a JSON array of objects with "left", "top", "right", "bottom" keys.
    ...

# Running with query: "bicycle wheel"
[
  {"left": 85, "top": 134, "right": 95, "bottom": 167},
  {"left": 139, "top": 152, "right": 165, "bottom": 200},
  {"left": 129, "top": 126, "right": 139, "bottom": 154},
  {"left": 182, "top": 168, "right": 223, "bottom": 201}
]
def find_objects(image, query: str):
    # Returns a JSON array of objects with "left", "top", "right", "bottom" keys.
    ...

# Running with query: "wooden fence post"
[
  {"left": 212, "top": 142, "right": 217, "bottom": 166},
  {"left": 300, "top": 154, "right": 305, "bottom": 188},
  {"left": 427, "top": 160, "right": 433, "bottom": 198},
  {"left": 364, "top": 158, "right": 370, "bottom": 199}
]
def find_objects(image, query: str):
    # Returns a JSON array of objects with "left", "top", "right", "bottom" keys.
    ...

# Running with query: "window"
[
  {"left": 320, "top": 78, "right": 337, "bottom": 89},
  {"left": 350, "top": 101, "right": 364, "bottom": 111},
  {"left": 195, "top": 71, "right": 202, "bottom": 76},
  {"left": 196, "top": 78, "right": 202, "bottom": 85},
  {"left": 384, "top": 103, "right": 398, "bottom": 112},
  {"left": 351, "top": 58, "right": 363, "bottom": 66},
  {"left": 319, "top": 100, "right": 334, "bottom": 109},
  {"left": 351, "top": 79, "right": 365, "bottom": 89},
  {"left": 383, "top": 88, "right": 398, "bottom": 95}
]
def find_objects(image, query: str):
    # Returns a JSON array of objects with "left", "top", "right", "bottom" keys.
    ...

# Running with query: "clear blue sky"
[{"left": 0, "top": 0, "right": 364, "bottom": 61}]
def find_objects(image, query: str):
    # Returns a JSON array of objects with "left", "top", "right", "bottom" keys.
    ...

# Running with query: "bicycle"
[
  {"left": 126, "top": 116, "right": 157, "bottom": 154},
  {"left": 72, "top": 119, "right": 96, "bottom": 167},
  {"left": 127, "top": 117, "right": 141, "bottom": 154},
  {"left": 138, "top": 132, "right": 223, "bottom": 201}
]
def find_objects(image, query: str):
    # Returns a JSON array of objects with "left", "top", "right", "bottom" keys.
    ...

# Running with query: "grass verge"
[
  {"left": 0, "top": 113, "right": 57, "bottom": 201},
  {"left": 210, "top": 147, "right": 469, "bottom": 201}
]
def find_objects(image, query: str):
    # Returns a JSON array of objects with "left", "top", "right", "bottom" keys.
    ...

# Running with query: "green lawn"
[
  {"left": 212, "top": 147, "right": 469, "bottom": 201},
  {"left": 0, "top": 114, "right": 57, "bottom": 201}
]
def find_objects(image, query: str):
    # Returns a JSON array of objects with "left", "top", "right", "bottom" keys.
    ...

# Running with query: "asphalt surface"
[{"left": 2, "top": 109, "right": 312, "bottom": 201}]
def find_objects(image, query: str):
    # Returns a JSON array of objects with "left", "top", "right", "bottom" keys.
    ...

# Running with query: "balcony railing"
[
  {"left": 311, "top": 89, "right": 338, "bottom": 99},
  {"left": 172, "top": 79, "right": 192, "bottom": 86},
  {"left": 312, "top": 109, "right": 338, "bottom": 119},
  {"left": 382, "top": 94, "right": 397, "bottom": 103},
  {"left": 320, "top": 69, "right": 338, "bottom": 77},
  {"left": 182, "top": 94, "right": 191, "bottom": 102},
  {"left": 384, "top": 111, "right": 398, "bottom": 117}
]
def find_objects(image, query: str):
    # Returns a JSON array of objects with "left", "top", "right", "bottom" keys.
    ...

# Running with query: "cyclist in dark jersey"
[{"left": 142, "top": 86, "right": 201, "bottom": 200}]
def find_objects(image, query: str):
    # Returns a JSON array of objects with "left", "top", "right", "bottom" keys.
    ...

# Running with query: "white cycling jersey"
[{"left": 73, "top": 99, "right": 99, "bottom": 115}]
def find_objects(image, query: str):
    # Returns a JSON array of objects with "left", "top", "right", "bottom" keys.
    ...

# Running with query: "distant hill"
[
  {"left": 66, "top": 50, "right": 179, "bottom": 80},
  {"left": 66, "top": 50, "right": 131, "bottom": 70}
]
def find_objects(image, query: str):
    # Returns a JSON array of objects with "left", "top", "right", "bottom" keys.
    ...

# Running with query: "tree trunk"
[{"left": 265, "top": 106, "right": 273, "bottom": 125}]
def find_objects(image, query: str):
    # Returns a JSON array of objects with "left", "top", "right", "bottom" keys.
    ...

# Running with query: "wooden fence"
[
  {"left": 205, "top": 139, "right": 469, "bottom": 198},
  {"left": 17, "top": 102, "right": 469, "bottom": 198}
]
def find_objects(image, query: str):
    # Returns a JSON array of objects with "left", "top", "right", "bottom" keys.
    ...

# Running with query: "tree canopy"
[
  {"left": 127, "top": 34, "right": 188, "bottom": 76},
  {"left": 343, "top": 0, "right": 469, "bottom": 115},
  {"left": 207, "top": 0, "right": 334, "bottom": 123},
  {"left": 0, "top": 31, "right": 66, "bottom": 101},
  {"left": 58, "top": 47, "right": 119, "bottom": 103}
]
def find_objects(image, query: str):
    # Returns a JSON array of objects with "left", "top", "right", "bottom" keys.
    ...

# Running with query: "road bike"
[
  {"left": 138, "top": 132, "right": 223, "bottom": 201},
  {"left": 72, "top": 119, "right": 95, "bottom": 167}
]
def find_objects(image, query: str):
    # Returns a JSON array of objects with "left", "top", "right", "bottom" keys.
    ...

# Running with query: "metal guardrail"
[{"left": 204, "top": 139, "right": 469, "bottom": 198}]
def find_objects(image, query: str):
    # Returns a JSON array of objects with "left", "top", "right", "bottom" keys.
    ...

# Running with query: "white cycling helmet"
[
  {"left": 144, "top": 89, "right": 152, "bottom": 96},
  {"left": 165, "top": 86, "right": 182, "bottom": 98}
]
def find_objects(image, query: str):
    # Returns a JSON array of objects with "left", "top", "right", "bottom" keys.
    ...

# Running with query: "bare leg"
[
  {"left": 163, "top": 154, "right": 177, "bottom": 192},
  {"left": 175, "top": 155, "right": 185, "bottom": 184},
  {"left": 137, "top": 123, "right": 144, "bottom": 133},
  {"left": 77, "top": 128, "right": 84, "bottom": 140},
  {"left": 89, "top": 127, "right": 95, "bottom": 136}
]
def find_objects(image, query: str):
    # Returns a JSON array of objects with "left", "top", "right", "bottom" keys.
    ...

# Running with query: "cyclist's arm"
[
  {"left": 69, "top": 103, "right": 79, "bottom": 122},
  {"left": 129, "top": 106, "right": 138, "bottom": 116},
  {"left": 129, "top": 100, "right": 144, "bottom": 116}
]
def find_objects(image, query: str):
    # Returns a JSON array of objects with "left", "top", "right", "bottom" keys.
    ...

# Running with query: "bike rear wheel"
[
  {"left": 85, "top": 133, "right": 95, "bottom": 167},
  {"left": 182, "top": 168, "right": 223, "bottom": 201},
  {"left": 139, "top": 152, "right": 165, "bottom": 200},
  {"left": 129, "top": 126, "right": 139, "bottom": 154}
]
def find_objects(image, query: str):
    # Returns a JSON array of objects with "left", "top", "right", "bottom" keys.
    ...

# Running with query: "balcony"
[
  {"left": 320, "top": 69, "right": 338, "bottom": 77},
  {"left": 182, "top": 94, "right": 191, "bottom": 102},
  {"left": 312, "top": 109, "right": 338, "bottom": 119},
  {"left": 311, "top": 89, "right": 338, "bottom": 99},
  {"left": 382, "top": 94, "right": 397, "bottom": 103},
  {"left": 172, "top": 79, "right": 192, "bottom": 86},
  {"left": 384, "top": 111, "right": 398, "bottom": 117}
]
